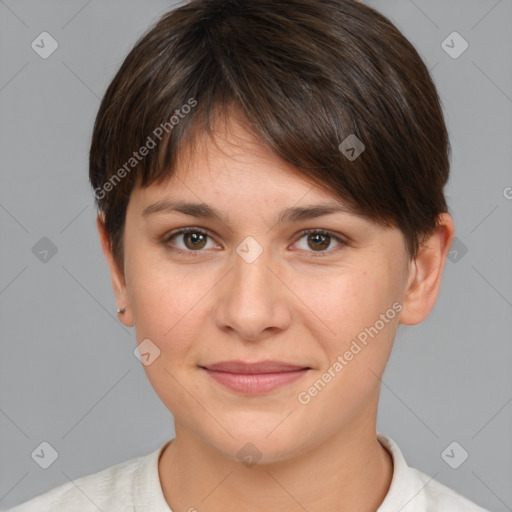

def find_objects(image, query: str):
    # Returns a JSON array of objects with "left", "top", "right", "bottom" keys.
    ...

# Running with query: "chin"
[{"left": 196, "top": 418, "right": 314, "bottom": 466}]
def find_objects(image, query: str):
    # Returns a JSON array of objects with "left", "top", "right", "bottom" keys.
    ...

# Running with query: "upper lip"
[{"left": 201, "top": 360, "right": 310, "bottom": 374}]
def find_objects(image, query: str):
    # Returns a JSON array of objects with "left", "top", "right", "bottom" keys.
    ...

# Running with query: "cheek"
[
  {"left": 292, "top": 270, "right": 397, "bottom": 421},
  {"left": 126, "top": 248, "right": 203, "bottom": 349},
  {"left": 295, "top": 264, "right": 398, "bottom": 371},
  {"left": 126, "top": 257, "right": 205, "bottom": 409},
  {"left": 293, "top": 266, "right": 384, "bottom": 334}
]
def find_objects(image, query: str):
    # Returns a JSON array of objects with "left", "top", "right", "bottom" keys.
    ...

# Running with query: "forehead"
[{"left": 131, "top": 113, "right": 352, "bottom": 214}]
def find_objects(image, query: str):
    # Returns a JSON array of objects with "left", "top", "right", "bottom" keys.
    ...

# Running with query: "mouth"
[{"left": 199, "top": 360, "right": 311, "bottom": 394}]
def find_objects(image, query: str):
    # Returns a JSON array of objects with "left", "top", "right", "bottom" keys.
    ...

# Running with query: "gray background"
[{"left": 0, "top": 0, "right": 511, "bottom": 510}]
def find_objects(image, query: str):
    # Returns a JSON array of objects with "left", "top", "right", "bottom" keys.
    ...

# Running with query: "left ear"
[{"left": 399, "top": 213, "right": 455, "bottom": 325}]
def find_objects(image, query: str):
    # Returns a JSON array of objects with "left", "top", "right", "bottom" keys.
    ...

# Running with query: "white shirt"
[{"left": 5, "top": 433, "right": 491, "bottom": 511}]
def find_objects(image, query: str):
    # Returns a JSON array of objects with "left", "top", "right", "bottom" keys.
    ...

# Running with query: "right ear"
[{"left": 96, "top": 214, "right": 134, "bottom": 327}]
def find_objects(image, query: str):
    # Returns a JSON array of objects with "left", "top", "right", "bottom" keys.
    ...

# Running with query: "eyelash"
[{"left": 161, "top": 227, "right": 347, "bottom": 258}]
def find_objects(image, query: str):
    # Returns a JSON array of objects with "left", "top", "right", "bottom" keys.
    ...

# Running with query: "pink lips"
[{"left": 201, "top": 360, "right": 310, "bottom": 394}]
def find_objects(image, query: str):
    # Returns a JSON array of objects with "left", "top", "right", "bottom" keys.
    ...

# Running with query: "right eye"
[{"left": 162, "top": 227, "right": 221, "bottom": 255}]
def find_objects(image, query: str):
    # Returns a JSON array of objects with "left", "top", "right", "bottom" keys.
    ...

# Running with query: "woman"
[{"left": 8, "top": 0, "right": 491, "bottom": 510}]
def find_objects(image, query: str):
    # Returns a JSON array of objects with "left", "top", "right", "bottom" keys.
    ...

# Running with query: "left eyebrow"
[{"left": 141, "top": 200, "right": 359, "bottom": 224}]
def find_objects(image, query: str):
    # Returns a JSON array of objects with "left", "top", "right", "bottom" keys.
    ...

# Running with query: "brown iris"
[
  {"left": 183, "top": 232, "right": 208, "bottom": 250},
  {"left": 307, "top": 233, "right": 330, "bottom": 251}
]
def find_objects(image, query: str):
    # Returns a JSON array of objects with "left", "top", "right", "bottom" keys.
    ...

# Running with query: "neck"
[{"left": 159, "top": 416, "right": 393, "bottom": 512}]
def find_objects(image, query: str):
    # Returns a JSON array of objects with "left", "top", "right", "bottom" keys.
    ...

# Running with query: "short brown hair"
[{"left": 89, "top": 0, "right": 451, "bottom": 272}]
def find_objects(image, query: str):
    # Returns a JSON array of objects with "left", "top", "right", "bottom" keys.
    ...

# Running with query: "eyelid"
[{"left": 163, "top": 226, "right": 211, "bottom": 240}]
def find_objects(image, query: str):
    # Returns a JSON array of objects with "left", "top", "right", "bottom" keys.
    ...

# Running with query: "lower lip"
[{"left": 203, "top": 368, "right": 309, "bottom": 394}]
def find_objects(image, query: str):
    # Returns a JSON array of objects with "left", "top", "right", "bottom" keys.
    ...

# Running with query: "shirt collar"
[
  {"left": 133, "top": 440, "right": 173, "bottom": 512},
  {"left": 377, "top": 431, "right": 429, "bottom": 511}
]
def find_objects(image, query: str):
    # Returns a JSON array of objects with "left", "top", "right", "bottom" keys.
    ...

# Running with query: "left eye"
[{"left": 293, "top": 229, "right": 346, "bottom": 254}]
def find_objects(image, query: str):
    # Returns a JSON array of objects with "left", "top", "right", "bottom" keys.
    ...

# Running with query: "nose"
[{"left": 212, "top": 244, "right": 292, "bottom": 342}]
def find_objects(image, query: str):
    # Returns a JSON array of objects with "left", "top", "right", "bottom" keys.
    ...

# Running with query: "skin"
[{"left": 97, "top": 110, "right": 455, "bottom": 512}]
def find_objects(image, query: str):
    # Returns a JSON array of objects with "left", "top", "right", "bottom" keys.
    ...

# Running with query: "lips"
[
  {"left": 203, "top": 360, "right": 309, "bottom": 374},
  {"left": 200, "top": 360, "right": 311, "bottom": 394}
]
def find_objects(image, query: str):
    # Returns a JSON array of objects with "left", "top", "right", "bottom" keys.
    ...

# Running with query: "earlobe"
[
  {"left": 96, "top": 214, "right": 134, "bottom": 327},
  {"left": 398, "top": 213, "right": 455, "bottom": 326}
]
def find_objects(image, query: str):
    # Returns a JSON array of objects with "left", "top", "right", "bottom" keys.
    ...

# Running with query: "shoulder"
[
  {"left": 410, "top": 466, "right": 491, "bottom": 511},
  {"left": 377, "top": 433, "right": 491, "bottom": 512},
  {"left": 5, "top": 451, "right": 149, "bottom": 512}
]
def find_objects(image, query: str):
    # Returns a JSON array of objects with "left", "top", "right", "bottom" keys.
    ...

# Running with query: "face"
[{"left": 101, "top": 112, "right": 441, "bottom": 464}]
